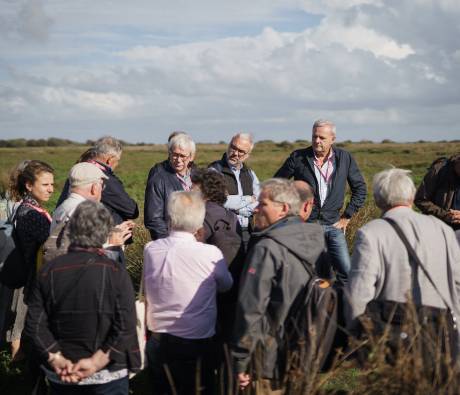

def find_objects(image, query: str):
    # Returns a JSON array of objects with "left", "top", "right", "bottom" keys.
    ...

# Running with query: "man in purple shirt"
[{"left": 144, "top": 191, "right": 233, "bottom": 395}]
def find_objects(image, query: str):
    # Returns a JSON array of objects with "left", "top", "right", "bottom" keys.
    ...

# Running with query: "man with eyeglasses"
[
  {"left": 144, "top": 133, "right": 196, "bottom": 240},
  {"left": 209, "top": 133, "right": 260, "bottom": 248},
  {"left": 232, "top": 178, "right": 326, "bottom": 392}
]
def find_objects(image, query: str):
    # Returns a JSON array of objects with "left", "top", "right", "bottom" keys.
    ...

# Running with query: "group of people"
[{"left": 0, "top": 120, "right": 460, "bottom": 395}]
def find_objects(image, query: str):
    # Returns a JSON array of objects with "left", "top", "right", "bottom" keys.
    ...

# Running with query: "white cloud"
[
  {"left": 41, "top": 88, "right": 138, "bottom": 114},
  {"left": 0, "top": 0, "right": 459, "bottom": 142}
]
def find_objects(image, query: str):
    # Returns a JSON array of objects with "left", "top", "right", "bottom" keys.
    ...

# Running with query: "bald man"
[{"left": 294, "top": 180, "right": 314, "bottom": 222}]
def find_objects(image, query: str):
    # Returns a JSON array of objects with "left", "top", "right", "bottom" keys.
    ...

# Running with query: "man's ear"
[
  {"left": 106, "top": 155, "right": 115, "bottom": 166},
  {"left": 281, "top": 202, "right": 290, "bottom": 217}
]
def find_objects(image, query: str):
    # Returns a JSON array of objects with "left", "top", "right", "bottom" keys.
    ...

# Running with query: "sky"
[{"left": 1, "top": 0, "right": 459, "bottom": 143}]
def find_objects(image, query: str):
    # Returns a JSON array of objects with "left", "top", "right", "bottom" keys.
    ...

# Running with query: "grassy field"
[{"left": 1, "top": 141, "right": 459, "bottom": 394}]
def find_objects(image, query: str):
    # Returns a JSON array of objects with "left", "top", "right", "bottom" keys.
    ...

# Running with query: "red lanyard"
[
  {"left": 314, "top": 154, "right": 334, "bottom": 184},
  {"left": 176, "top": 173, "right": 192, "bottom": 191},
  {"left": 24, "top": 203, "right": 52, "bottom": 223},
  {"left": 87, "top": 160, "right": 107, "bottom": 172}
]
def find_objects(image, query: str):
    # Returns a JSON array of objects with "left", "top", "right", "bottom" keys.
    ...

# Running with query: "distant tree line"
[
  {"left": 0, "top": 138, "right": 136, "bottom": 148},
  {"left": 0, "top": 137, "right": 458, "bottom": 148}
]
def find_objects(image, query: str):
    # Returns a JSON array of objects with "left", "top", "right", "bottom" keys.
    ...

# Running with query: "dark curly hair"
[
  {"left": 9, "top": 160, "right": 54, "bottom": 201},
  {"left": 191, "top": 168, "right": 228, "bottom": 206}
]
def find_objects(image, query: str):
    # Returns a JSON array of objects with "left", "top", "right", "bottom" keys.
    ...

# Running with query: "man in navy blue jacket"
[{"left": 274, "top": 119, "right": 366, "bottom": 284}]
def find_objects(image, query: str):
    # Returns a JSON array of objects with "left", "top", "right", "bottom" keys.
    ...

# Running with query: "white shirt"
[
  {"left": 313, "top": 151, "right": 335, "bottom": 207},
  {"left": 50, "top": 193, "right": 86, "bottom": 232},
  {"left": 144, "top": 231, "right": 233, "bottom": 339}
]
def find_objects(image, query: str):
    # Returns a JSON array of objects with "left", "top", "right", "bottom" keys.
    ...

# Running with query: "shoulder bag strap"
[{"left": 384, "top": 217, "right": 452, "bottom": 310}]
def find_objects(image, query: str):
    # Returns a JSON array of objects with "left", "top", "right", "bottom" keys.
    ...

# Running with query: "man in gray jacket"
[
  {"left": 346, "top": 169, "right": 460, "bottom": 335},
  {"left": 232, "top": 178, "right": 326, "bottom": 391}
]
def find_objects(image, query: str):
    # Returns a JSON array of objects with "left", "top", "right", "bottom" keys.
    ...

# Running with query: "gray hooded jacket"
[{"left": 232, "top": 216, "right": 326, "bottom": 379}]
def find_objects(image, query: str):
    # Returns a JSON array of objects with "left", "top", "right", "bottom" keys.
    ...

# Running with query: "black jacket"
[
  {"left": 15, "top": 196, "right": 51, "bottom": 300},
  {"left": 274, "top": 146, "right": 367, "bottom": 225},
  {"left": 144, "top": 160, "right": 185, "bottom": 240},
  {"left": 24, "top": 250, "right": 141, "bottom": 373},
  {"left": 232, "top": 216, "right": 326, "bottom": 379},
  {"left": 209, "top": 154, "right": 255, "bottom": 196},
  {"left": 414, "top": 155, "right": 460, "bottom": 230},
  {"left": 57, "top": 161, "right": 139, "bottom": 225}
]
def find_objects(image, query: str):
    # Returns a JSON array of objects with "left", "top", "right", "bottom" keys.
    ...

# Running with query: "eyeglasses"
[
  {"left": 170, "top": 152, "right": 191, "bottom": 160},
  {"left": 229, "top": 144, "right": 249, "bottom": 156}
]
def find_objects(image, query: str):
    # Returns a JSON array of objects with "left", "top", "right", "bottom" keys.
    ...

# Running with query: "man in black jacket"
[
  {"left": 209, "top": 133, "right": 260, "bottom": 248},
  {"left": 274, "top": 120, "right": 366, "bottom": 284},
  {"left": 56, "top": 136, "right": 139, "bottom": 227},
  {"left": 414, "top": 153, "right": 460, "bottom": 231},
  {"left": 144, "top": 133, "right": 196, "bottom": 240}
]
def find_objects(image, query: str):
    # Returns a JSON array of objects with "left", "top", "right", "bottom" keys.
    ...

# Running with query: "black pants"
[{"left": 146, "top": 333, "right": 216, "bottom": 395}]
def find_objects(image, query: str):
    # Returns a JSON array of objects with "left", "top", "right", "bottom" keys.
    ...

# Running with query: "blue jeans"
[
  {"left": 49, "top": 376, "right": 129, "bottom": 395},
  {"left": 323, "top": 225, "right": 351, "bottom": 285}
]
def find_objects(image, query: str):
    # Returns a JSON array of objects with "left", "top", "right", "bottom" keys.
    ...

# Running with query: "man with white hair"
[
  {"left": 209, "top": 133, "right": 260, "bottom": 247},
  {"left": 144, "top": 133, "right": 196, "bottom": 240},
  {"left": 345, "top": 168, "right": 460, "bottom": 331},
  {"left": 51, "top": 163, "right": 108, "bottom": 232},
  {"left": 48, "top": 162, "right": 134, "bottom": 263},
  {"left": 275, "top": 119, "right": 367, "bottom": 285},
  {"left": 232, "top": 178, "right": 326, "bottom": 391},
  {"left": 56, "top": 136, "right": 139, "bottom": 227},
  {"left": 144, "top": 191, "right": 232, "bottom": 394}
]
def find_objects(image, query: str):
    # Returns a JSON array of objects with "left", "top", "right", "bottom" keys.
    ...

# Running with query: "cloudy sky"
[{"left": 1, "top": 0, "right": 459, "bottom": 143}]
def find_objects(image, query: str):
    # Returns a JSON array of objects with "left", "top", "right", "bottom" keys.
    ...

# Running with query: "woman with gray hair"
[
  {"left": 346, "top": 168, "right": 460, "bottom": 351},
  {"left": 144, "top": 133, "right": 197, "bottom": 240},
  {"left": 25, "top": 200, "right": 140, "bottom": 395}
]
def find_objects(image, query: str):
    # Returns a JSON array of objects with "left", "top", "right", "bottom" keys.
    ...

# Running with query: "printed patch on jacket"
[{"left": 248, "top": 267, "right": 256, "bottom": 275}]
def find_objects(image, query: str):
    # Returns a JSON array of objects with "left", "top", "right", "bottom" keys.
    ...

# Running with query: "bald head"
[{"left": 294, "top": 180, "right": 314, "bottom": 222}]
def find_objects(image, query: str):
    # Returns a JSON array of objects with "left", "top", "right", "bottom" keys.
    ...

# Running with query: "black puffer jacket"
[{"left": 274, "top": 146, "right": 367, "bottom": 225}]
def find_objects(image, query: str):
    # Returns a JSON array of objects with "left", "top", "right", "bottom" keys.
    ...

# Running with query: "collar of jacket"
[
  {"left": 161, "top": 159, "right": 197, "bottom": 176},
  {"left": 93, "top": 160, "right": 113, "bottom": 175},
  {"left": 220, "top": 153, "right": 250, "bottom": 174},
  {"left": 303, "top": 145, "right": 341, "bottom": 192},
  {"left": 252, "top": 215, "right": 302, "bottom": 237}
]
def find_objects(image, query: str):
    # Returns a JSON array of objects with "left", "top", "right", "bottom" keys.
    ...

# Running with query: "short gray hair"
[
  {"left": 231, "top": 133, "right": 254, "bottom": 152},
  {"left": 94, "top": 136, "right": 123, "bottom": 158},
  {"left": 312, "top": 119, "right": 336, "bottom": 136},
  {"left": 168, "top": 191, "right": 205, "bottom": 233},
  {"left": 260, "top": 178, "right": 301, "bottom": 216},
  {"left": 68, "top": 200, "right": 114, "bottom": 248},
  {"left": 294, "top": 180, "right": 314, "bottom": 202},
  {"left": 373, "top": 168, "right": 416, "bottom": 210},
  {"left": 168, "top": 133, "right": 196, "bottom": 157}
]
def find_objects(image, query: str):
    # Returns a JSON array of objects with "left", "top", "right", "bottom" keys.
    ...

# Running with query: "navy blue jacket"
[
  {"left": 57, "top": 161, "right": 139, "bottom": 226},
  {"left": 144, "top": 160, "right": 185, "bottom": 240},
  {"left": 274, "top": 146, "right": 366, "bottom": 225}
]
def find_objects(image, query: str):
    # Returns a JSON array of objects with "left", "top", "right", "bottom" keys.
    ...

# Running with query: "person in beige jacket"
[{"left": 345, "top": 168, "right": 460, "bottom": 339}]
